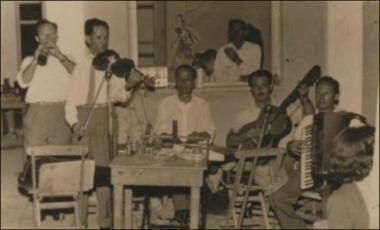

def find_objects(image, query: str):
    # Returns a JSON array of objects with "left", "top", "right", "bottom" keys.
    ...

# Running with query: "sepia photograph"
[{"left": 1, "top": 1, "right": 379, "bottom": 229}]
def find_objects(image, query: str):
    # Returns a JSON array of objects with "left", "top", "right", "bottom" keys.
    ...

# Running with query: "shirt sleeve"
[
  {"left": 237, "top": 43, "right": 261, "bottom": 75},
  {"left": 287, "top": 101, "right": 304, "bottom": 127},
  {"left": 111, "top": 76, "right": 132, "bottom": 103},
  {"left": 64, "top": 61, "right": 84, "bottom": 127},
  {"left": 200, "top": 101, "right": 216, "bottom": 142},
  {"left": 213, "top": 47, "right": 232, "bottom": 82},
  {"left": 153, "top": 98, "right": 172, "bottom": 135},
  {"left": 292, "top": 115, "right": 312, "bottom": 141},
  {"left": 16, "top": 56, "right": 34, "bottom": 88}
]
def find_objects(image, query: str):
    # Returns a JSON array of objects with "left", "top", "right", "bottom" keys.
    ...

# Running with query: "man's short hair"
[
  {"left": 35, "top": 19, "right": 58, "bottom": 35},
  {"left": 85, "top": 18, "right": 109, "bottom": 36},
  {"left": 248, "top": 69, "right": 272, "bottom": 87},
  {"left": 316, "top": 76, "right": 340, "bottom": 95},
  {"left": 329, "top": 125, "right": 375, "bottom": 186},
  {"left": 175, "top": 64, "right": 197, "bottom": 81},
  {"left": 316, "top": 76, "right": 340, "bottom": 104},
  {"left": 228, "top": 18, "right": 246, "bottom": 30}
]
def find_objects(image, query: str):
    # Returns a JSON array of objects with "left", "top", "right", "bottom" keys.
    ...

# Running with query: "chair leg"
[
  {"left": 74, "top": 196, "right": 82, "bottom": 228},
  {"left": 259, "top": 193, "right": 270, "bottom": 229},
  {"left": 34, "top": 197, "right": 42, "bottom": 228}
]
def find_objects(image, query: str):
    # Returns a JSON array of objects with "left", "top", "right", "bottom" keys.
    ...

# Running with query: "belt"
[
  {"left": 79, "top": 103, "right": 107, "bottom": 109},
  {"left": 29, "top": 101, "right": 64, "bottom": 106}
]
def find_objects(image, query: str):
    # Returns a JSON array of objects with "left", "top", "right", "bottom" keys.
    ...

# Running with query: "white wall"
[
  {"left": 280, "top": 1, "right": 327, "bottom": 101},
  {"left": 362, "top": 1, "right": 379, "bottom": 125},
  {"left": 45, "top": 1, "right": 131, "bottom": 60},
  {"left": 326, "top": 2, "right": 363, "bottom": 114},
  {"left": 83, "top": 1, "right": 129, "bottom": 58},
  {"left": 44, "top": 1, "right": 86, "bottom": 61},
  {"left": 1, "top": 1, "right": 19, "bottom": 86}
]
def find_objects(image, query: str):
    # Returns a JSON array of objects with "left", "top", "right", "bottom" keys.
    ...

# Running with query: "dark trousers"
[
  {"left": 74, "top": 106, "right": 118, "bottom": 228},
  {"left": 270, "top": 156, "right": 306, "bottom": 229}
]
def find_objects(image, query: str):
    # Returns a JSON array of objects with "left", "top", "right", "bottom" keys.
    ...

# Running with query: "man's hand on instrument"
[
  {"left": 72, "top": 122, "right": 85, "bottom": 138},
  {"left": 34, "top": 44, "right": 47, "bottom": 60},
  {"left": 47, "top": 41, "right": 65, "bottom": 61},
  {"left": 287, "top": 140, "right": 303, "bottom": 156},
  {"left": 224, "top": 47, "right": 242, "bottom": 65},
  {"left": 297, "top": 82, "right": 309, "bottom": 100}
]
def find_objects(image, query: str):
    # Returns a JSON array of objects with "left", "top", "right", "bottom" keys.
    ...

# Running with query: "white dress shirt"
[
  {"left": 214, "top": 41, "right": 261, "bottom": 82},
  {"left": 65, "top": 51, "right": 131, "bottom": 126},
  {"left": 154, "top": 94, "right": 216, "bottom": 142},
  {"left": 16, "top": 55, "right": 73, "bottom": 103}
]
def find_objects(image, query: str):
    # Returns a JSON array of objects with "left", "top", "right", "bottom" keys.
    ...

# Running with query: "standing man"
[
  {"left": 214, "top": 19, "right": 261, "bottom": 82},
  {"left": 65, "top": 18, "right": 132, "bottom": 229},
  {"left": 16, "top": 19, "right": 76, "bottom": 220}
]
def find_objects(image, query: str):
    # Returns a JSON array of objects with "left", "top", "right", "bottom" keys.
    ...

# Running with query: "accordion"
[{"left": 300, "top": 111, "right": 365, "bottom": 189}]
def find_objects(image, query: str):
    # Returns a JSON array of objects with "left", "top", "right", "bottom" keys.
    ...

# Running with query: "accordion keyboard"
[{"left": 300, "top": 124, "right": 314, "bottom": 189}]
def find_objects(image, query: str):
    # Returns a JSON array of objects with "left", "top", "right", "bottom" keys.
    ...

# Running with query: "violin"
[{"left": 227, "top": 65, "right": 321, "bottom": 150}]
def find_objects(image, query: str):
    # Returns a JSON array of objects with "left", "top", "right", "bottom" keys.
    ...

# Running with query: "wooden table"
[{"left": 110, "top": 152, "right": 207, "bottom": 229}]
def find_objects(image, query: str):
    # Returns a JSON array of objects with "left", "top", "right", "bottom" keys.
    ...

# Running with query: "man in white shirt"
[
  {"left": 17, "top": 19, "right": 75, "bottom": 147},
  {"left": 214, "top": 19, "right": 261, "bottom": 82},
  {"left": 16, "top": 19, "right": 76, "bottom": 220},
  {"left": 154, "top": 64, "right": 215, "bottom": 225},
  {"left": 65, "top": 18, "right": 132, "bottom": 229}
]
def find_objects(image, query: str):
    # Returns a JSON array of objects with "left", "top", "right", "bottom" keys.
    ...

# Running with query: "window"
[
  {"left": 137, "top": 1, "right": 166, "bottom": 67},
  {"left": 16, "top": 1, "right": 43, "bottom": 61}
]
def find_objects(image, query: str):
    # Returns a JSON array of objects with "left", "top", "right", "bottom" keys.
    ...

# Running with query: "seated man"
[
  {"left": 154, "top": 64, "right": 216, "bottom": 225},
  {"left": 214, "top": 19, "right": 261, "bottom": 82},
  {"left": 271, "top": 76, "right": 367, "bottom": 229},
  {"left": 221, "top": 69, "right": 314, "bottom": 199}
]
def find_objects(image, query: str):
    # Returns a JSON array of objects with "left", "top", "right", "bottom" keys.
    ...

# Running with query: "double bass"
[{"left": 227, "top": 65, "right": 321, "bottom": 150}]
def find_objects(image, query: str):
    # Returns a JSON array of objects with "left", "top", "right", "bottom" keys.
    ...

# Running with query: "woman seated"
[{"left": 314, "top": 125, "right": 375, "bottom": 229}]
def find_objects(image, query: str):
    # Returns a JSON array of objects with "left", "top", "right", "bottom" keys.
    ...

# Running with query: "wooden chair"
[
  {"left": 224, "top": 148, "right": 285, "bottom": 229},
  {"left": 26, "top": 145, "right": 95, "bottom": 229}
]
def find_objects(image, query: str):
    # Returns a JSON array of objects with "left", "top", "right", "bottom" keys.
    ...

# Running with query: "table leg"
[
  {"left": 190, "top": 186, "right": 200, "bottom": 229},
  {"left": 124, "top": 187, "right": 133, "bottom": 229},
  {"left": 113, "top": 184, "right": 123, "bottom": 229}
]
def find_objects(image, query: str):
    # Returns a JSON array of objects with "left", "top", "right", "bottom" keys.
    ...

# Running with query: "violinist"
[{"left": 65, "top": 18, "right": 132, "bottom": 229}]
